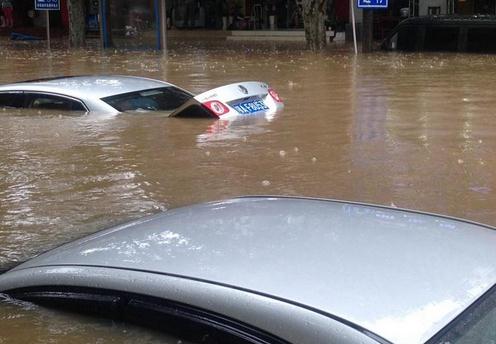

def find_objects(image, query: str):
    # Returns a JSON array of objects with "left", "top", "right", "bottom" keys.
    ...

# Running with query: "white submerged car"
[
  {"left": 1, "top": 196, "right": 496, "bottom": 343},
  {"left": 0, "top": 75, "right": 284, "bottom": 118}
]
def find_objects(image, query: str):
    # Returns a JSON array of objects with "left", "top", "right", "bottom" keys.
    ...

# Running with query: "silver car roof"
[
  {"left": 0, "top": 75, "right": 174, "bottom": 100},
  {"left": 4, "top": 196, "right": 496, "bottom": 343}
]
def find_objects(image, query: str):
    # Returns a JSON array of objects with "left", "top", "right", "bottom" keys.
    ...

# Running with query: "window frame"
[
  {"left": 100, "top": 86, "right": 194, "bottom": 112},
  {"left": 465, "top": 25, "right": 496, "bottom": 53},
  {"left": 0, "top": 91, "right": 26, "bottom": 108},
  {"left": 0, "top": 90, "right": 88, "bottom": 112},
  {"left": 422, "top": 24, "right": 461, "bottom": 52},
  {"left": 7, "top": 285, "right": 290, "bottom": 344},
  {"left": 23, "top": 92, "right": 88, "bottom": 112}
]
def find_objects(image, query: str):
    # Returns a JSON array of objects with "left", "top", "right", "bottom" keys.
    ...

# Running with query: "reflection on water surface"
[{"left": 1, "top": 39, "right": 496, "bottom": 342}]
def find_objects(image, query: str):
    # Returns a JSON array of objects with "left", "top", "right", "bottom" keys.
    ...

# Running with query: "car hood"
[{"left": 5, "top": 196, "right": 496, "bottom": 343}]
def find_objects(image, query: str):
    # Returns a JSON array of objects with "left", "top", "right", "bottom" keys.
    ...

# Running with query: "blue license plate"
[{"left": 232, "top": 99, "right": 269, "bottom": 115}]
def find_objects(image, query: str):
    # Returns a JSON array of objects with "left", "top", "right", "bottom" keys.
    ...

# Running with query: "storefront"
[
  {"left": 3, "top": 0, "right": 347, "bottom": 42},
  {"left": 3, "top": 0, "right": 96, "bottom": 38},
  {"left": 5, "top": 0, "right": 494, "bottom": 45},
  {"left": 161, "top": 0, "right": 349, "bottom": 31}
]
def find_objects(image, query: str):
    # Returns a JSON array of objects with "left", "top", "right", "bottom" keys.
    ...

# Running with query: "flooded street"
[{"left": 2, "top": 39, "right": 496, "bottom": 341}]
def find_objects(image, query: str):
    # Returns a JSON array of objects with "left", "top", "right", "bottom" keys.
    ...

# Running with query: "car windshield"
[
  {"left": 101, "top": 87, "right": 193, "bottom": 112},
  {"left": 429, "top": 285, "right": 496, "bottom": 343}
]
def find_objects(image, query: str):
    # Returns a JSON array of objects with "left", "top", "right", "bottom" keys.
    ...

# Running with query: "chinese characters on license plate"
[{"left": 233, "top": 99, "right": 269, "bottom": 115}]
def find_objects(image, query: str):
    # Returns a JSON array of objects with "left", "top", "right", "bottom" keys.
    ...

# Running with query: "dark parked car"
[
  {"left": 381, "top": 15, "right": 496, "bottom": 53},
  {"left": 1, "top": 196, "right": 496, "bottom": 343}
]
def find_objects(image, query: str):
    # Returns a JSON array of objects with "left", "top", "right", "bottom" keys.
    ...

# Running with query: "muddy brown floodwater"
[{"left": 1, "top": 38, "right": 496, "bottom": 342}]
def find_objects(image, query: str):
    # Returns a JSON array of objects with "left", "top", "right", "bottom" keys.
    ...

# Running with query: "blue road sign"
[
  {"left": 35, "top": 0, "right": 60, "bottom": 10},
  {"left": 357, "top": 0, "right": 388, "bottom": 9}
]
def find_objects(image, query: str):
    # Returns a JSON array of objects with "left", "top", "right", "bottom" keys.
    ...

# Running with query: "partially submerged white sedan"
[{"left": 0, "top": 75, "right": 284, "bottom": 118}]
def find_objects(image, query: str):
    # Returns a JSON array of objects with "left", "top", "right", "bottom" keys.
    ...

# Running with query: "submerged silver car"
[
  {"left": 0, "top": 196, "right": 496, "bottom": 343},
  {"left": 0, "top": 75, "right": 284, "bottom": 118}
]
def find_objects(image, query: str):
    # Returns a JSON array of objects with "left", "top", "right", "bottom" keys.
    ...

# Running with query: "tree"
[
  {"left": 67, "top": 0, "right": 86, "bottom": 47},
  {"left": 302, "top": 0, "right": 328, "bottom": 51}
]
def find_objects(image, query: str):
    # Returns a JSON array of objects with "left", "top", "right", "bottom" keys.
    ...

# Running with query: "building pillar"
[{"left": 362, "top": 9, "right": 373, "bottom": 52}]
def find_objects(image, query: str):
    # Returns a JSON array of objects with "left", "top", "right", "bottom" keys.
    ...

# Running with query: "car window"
[
  {"left": 0, "top": 92, "right": 25, "bottom": 108},
  {"left": 397, "top": 26, "right": 419, "bottom": 51},
  {"left": 428, "top": 285, "right": 496, "bottom": 343},
  {"left": 8, "top": 286, "right": 287, "bottom": 344},
  {"left": 466, "top": 27, "right": 496, "bottom": 53},
  {"left": 25, "top": 93, "right": 86, "bottom": 111},
  {"left": 424, "top": 26, "right": 460, "bottom": 52},
  {"left": 101, "top": 87, "right": 193, "bottom": 112}
]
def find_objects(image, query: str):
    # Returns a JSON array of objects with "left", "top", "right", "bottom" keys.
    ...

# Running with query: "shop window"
[{"left": 428, "top": 6, "right": 441, "bottom": 14}]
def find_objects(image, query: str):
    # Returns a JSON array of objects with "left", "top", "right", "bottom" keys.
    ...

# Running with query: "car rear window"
[{"left": 101, "top": 87, "right": 193, "bottom": 112}]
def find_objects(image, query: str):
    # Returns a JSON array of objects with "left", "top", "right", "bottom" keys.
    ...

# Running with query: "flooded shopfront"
[
  {"left": 1, "top": 39, "right": 496, "bottom": 341},
  {"left": 4, "top": 0, "right": 496, "bottom": 46}
]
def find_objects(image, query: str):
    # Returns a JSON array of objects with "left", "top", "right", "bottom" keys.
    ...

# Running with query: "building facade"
[{"left": 2, "top": 0, "right": 495, "bottom": 43}]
